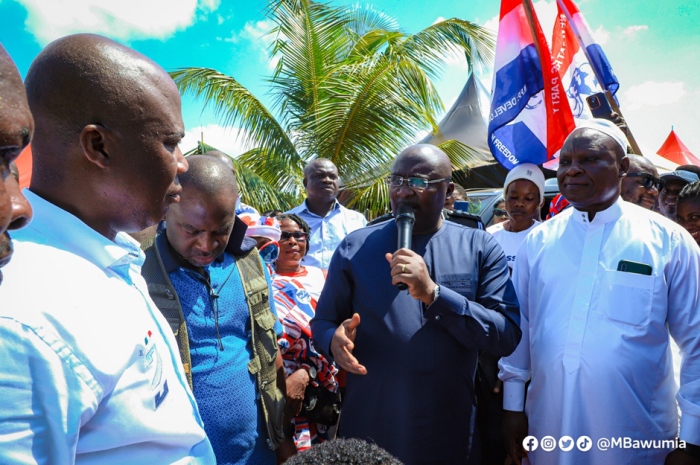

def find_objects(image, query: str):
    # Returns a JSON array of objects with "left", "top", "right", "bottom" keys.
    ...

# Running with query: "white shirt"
[
  {"left": 498, "top": 198, "right": 700, "bottom": 464},
  {"left": 486, "top": 221, "right": 540, "bottom": 270},
  {"left": 287, "top": 199, "right": 366, "bottom": 270},
  {"left": 0, "top": 190, "right": 215, "bottom": 465}
]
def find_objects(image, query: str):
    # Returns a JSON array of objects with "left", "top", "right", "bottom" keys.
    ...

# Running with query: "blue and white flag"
[{"left": 488, "top": 0, "right": 575, "bottom": 169}]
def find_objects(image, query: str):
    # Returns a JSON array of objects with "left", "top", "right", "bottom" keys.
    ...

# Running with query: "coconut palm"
[{"left": 171, "top": 0, "right": 493, "bottom": 216}]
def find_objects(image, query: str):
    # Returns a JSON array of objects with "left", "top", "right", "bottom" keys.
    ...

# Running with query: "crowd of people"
[{"left": 1, "top": 33, "right": 700, "bottom": 465}]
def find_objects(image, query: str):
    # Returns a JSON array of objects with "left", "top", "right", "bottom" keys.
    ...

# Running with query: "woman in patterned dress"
[{"left": 271, "top": 214, "right": 339, "bottom": 453}]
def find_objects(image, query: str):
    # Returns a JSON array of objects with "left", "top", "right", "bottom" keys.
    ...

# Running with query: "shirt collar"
[
  {"left": 22, "top": 189, "right": 141, "bottom": 272},
  {"left": 301, "top": 198, "right": 341, "bottom": 217},
  {"left": 158, "top": 215, "right": 256, "bottom": 274},
  {"left": 571, "top": 196, "right": 624, "bottom": 226}
]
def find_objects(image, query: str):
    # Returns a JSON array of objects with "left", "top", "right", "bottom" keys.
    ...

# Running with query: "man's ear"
[
  {"left": 619, "top": 155, "right": 630, "bottom": 177},
  {"left": 445, "top": 182, "right": 455, "bottom": 200},
  {"left": 80, "top": 124, "right": 111, "bottom": 169},
  {"left": 302, "top": 176, "right": 308, "bottom": 189}
]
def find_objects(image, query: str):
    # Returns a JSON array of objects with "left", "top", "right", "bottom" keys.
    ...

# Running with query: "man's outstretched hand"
[{"left": 330, "top": 313, "right": 367, "bottom": 375}]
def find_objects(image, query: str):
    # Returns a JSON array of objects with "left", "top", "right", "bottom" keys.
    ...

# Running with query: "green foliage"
[{"left": 172, "top": 0, "right": 493, "bottom": 217}]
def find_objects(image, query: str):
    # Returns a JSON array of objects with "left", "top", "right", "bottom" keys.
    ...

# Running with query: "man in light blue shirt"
[
  {"left": 0, "top": 34, "right": 214, "bottom": 464},
  {"left": 0, "top": 45, "right": 33, "bottom": 286},
  {"left": 287, "top": 159, "right": 366, "bottom": 270}
]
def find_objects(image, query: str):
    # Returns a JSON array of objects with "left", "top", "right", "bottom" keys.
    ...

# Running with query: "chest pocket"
[
  {"left": 438, "top": 274, "right": 474, "bottom": 300},
  {"left": 599, "top": 270, "right": 655, "bottom": 327}
]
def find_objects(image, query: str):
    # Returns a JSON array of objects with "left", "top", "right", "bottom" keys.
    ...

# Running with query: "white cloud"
[
  {"left": 622, "top": 81, "right": 686, "bottom": 111},
  {"left": 622, "top": 24, "right": 648, "bottom": 39},
  {"left": 592, "top": 25, "right": 610, "bottom": 45},
  {"left": 16, "top": 0, "right": 218, "bottom": 45},
  {"left": 238, "top": 19, "right": 278, "bottom": 70},
  {"left": 433, "top": 16, "right": 446, "bottom": 26},
  {"left": 180, "top": 124, "right": 252, "bottom": 157}
]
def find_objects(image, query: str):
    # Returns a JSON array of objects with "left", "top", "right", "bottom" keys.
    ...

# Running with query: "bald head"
[
  {"left": 626, "top": 155, "right": 658, "bottom": 177},
  {"left": 304, "top": 158, "right": 336, "bottom": 179},
  {"left": 25, "top": 34, "right": 182, "bottom": 181},
  {"left": 393, "top": 144, "right": 452, "bottom": 178},
  {"left": 179, "top": 155, "right": 238, "bottom": 199},
  {"left": 201, "top": 150, "right": 235, "bottom": 172},
  {"left": 23, "top": 34, "right": 187, "bottom": 240}
]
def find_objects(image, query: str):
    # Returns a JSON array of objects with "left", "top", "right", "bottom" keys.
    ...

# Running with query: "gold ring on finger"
[{"left": 401, "top": 263, "right": 406, "bottom": 273}]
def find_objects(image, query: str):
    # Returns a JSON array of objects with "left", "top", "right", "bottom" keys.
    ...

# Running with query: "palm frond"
[
  {"left": 343, "top": 174, "right": 392, "bottom": 219},
  {"left": 436, "top": 139, "right": 485, "bottom": 172},
  {"left": 231, "top": 154, "right": 300, "bottom": 211},
  {"left": 397, "top": 18, "right": 495, "bottom": 79},
  {"left": 308, "top": 54, "right": 443, "bottom": 180},
  {"left": 344, "top": 3, "right": 399, "bottom": 38},
  {"left": 170, "top": 67, "right": 304, "bottom": 191},
  {"left": 184, "top": 142, "right": 299, "bottom": 211},
  {"left": 268, "top": 0, "right": 352, "bottom": 133}
]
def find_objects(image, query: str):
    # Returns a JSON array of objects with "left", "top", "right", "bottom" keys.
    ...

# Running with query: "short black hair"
[
  {"left": 678, "top": 180, "right": 700, "bottom": 204},
  {"left": 277, "top": 213, "right": 311, "bottom": 236},
  {"left": 283, "top": 438, "right": 403, "bottom": 465},
  {"left": 262, "top": 209, "right": 284, "bottom": 218}
]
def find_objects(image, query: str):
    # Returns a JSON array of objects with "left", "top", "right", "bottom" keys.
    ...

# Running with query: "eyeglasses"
[
  {"left": 386, "top": 176, "right": 452, "bottom": 191},
  {"left": 493, "top": 208, "right": 509, "bottom": 218},
  {"left": 280, "top": 230, "right": 309, "bottom": 242},
  {"left": 627, "top": 172, "right": 665, "bottom": 190}
]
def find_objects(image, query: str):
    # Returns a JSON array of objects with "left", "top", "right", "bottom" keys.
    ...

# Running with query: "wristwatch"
[
  {"left": 302, "top": 364, "right": 317, "bottom": 380},
  {"left": 433, "top": 284, "right": 441, "bottom": 303},
  {"left": 426, "top": 284, "right": 441, "bottom": 309}
]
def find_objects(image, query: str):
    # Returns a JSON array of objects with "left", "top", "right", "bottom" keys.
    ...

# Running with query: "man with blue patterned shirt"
[
  {"left": 142, "top": 156, "right": 289, "bottom": 465},
  {"left": 287, "top": 159, "right": 366, "bottom": 270}
]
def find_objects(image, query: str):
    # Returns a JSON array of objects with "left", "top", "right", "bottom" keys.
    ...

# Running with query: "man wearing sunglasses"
[
  {"left": 312, "top": 144, "right": 521, "bottom": 464},
  {"left": 620, "top": 154, "right": 663, "bottom": 210},
  {"left": 141, "top": 156, "right": 290, "bottom": 465}
]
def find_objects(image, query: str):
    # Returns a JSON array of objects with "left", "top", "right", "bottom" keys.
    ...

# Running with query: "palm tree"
[{"left": 172, "top": 0, "right": 493, "bottom": 216}]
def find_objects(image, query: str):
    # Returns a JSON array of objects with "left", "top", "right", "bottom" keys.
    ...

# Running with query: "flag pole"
[
  {"left": 521, "top": 0, "right": 545, "bottom": 71},
  {"left": 555, "top": 0, "right": 642, "bottom": 155}
]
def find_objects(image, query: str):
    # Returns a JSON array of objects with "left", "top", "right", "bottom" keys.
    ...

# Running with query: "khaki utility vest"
[{"left": 141, "top": 235, "right": 285, "bottom": 449}]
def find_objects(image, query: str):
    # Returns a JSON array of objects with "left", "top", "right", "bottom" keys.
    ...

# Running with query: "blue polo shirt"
[{"left": 169, "top": 246, "right": 282, "bottom": 465}]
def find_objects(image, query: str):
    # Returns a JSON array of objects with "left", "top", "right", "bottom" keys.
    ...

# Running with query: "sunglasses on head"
[
  {"left": 280, "top": 230, "right": 309, "bottom": 241},
  {"left": 493, "top": 208, "right": 508, "bottom": 218},
  {"left": 627, "top": 172, "right": 665, "bottom": 190}
]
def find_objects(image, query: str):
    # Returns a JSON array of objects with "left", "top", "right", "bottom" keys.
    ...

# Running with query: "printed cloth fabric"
[{"left": 272, "top": 265, "right": 338, "bottom": 451}]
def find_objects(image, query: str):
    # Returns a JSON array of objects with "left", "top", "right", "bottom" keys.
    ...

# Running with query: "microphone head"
[{"left": 395, "top": 204, "right": 415, "bottom": 224}]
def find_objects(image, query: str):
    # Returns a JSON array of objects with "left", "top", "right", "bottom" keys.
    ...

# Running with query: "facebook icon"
[{"left": 523, "top": 435, "right": 539, "bottom": 452}]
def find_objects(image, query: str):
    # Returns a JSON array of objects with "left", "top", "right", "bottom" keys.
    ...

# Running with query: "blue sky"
[{"left": 1, "top": 0, "right": 699, "bottom": 159}]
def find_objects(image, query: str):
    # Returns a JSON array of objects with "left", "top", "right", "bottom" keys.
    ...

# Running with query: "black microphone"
[{"left": 395, "top": 204, "right": 415, "bottom": 290}]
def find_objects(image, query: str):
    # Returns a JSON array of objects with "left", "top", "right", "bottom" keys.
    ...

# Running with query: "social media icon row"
[{"left": 522, "top": 435, "right": 593, "bottom": 452}]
